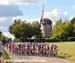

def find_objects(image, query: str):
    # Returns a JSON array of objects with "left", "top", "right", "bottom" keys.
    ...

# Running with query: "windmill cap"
[{"left": 42, "top": 18, "right": 52, "bottom": 24}]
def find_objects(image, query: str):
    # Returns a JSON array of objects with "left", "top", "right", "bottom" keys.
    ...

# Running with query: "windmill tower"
[{"left": 40, "top": 5, "right": 52, "bottom": 38}]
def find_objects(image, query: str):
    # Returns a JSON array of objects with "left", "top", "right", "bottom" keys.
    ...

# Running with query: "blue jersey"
[{"left": 33, "top": 41, "right": 38, "bottom": 46}]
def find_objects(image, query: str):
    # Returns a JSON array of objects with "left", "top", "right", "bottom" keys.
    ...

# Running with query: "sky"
[{"left": 0, "top": 0, "right": 75, "bottom": 39}]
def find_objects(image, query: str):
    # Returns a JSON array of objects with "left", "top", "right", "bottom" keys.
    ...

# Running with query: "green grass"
[{"left": 49, "top": 42, "right": 75, "bottom": 61}]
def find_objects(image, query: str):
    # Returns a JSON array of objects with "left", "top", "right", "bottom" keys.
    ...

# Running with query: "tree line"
[
  {"left": 9, "top": 17, "right": 75, "bottom": 42},
  {"left": 51, "top": 17, "right": 75, "bottom": 41},
  {"left": 9, "top": 19, "right": 42, "bottom": 42}
]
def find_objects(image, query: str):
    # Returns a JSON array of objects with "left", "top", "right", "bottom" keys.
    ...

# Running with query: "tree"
[
  {"left": 62, "top": 20, "right": 72, "bottom": 39},
  {"left": 71, "top": 17, "right": 75, "bottom": 24},
  {"left": 51, "top": 19, "right": 64, "bottom": 39},
  {"left": 9, "top": 19, "right": 33, "bottom": 41},
  {"left": 31, "top": 21, "right": 42, "bottom": 38},
  {"left": 71, "top": 17, "right": 75, "bottom": 37},
  {"left": 51, "top": 19, "right": 74, "bottom": 40},
  {"left": 9, "top": 19, "right": 42, "bottom": 42}
]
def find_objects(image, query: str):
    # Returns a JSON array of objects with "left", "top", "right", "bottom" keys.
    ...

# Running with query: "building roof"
[{"left": 42, "top": 18, "right": 52, "bottom": 25}]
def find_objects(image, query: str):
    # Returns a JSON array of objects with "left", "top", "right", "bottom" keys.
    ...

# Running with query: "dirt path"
[
  {"left": 5, "top": 53, "right": 75, "bottom": 63},
  {"left": 4, "top": 48, "right": 75, "bottom": 63},
  {"left": 7, "top": 55, "right": 75, "bottom": 63}
]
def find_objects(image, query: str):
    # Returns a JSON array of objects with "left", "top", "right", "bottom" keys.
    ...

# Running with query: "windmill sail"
[{"left": 40, "top": 4, "right": 44, "bottom": 24}]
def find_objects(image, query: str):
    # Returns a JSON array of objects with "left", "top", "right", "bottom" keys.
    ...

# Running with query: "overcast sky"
[{"left": 0, "top": 0, "right": 75, "bottom": 39}]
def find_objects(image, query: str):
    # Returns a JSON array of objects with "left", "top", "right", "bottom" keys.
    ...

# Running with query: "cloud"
[
  {"left": 0, "top": 17, "right": 7, "bottom": 22},
  {"left": 0, "top": 0, "right": 46, "bottom": 5},
  {"left": 0, "top": 5, "right": 23, "bottom": 17},
  {"left": 0, "top": 17, "right": 8, "bottom": 32},
  {"left": 43, "top": 9, "right": 70, "bottom": 24},
  {"left": 43, "top": 8, "right": 61, "bottom": 24},
  {"left": 0, "top": 17, "right": 14, "bottom": 35},
  {"left": 0, "top": 17, "right": 12, "bottom": 26},
  {"left": 12, "top": 8, "right": 70, "bottom": 25},
  {"left": 0, "top": 17, "right": 8, "bottom": 27},
  {"left": 44, "top": 8, "right": 60, "bottom": 19},
  {"left": 69, "top": 16, "right": 75, "bottom": 20},
  {"left": 63, "top": 11, "right": 68, "bottom": 16},
  {"left": 13, "top": 9, "right": 60, "bottom": 25},
  {"left": 0, "top": 0, "right": 9, "bottom": 5},
  {"left": 0, "top": 17, "right": 15, "bottom": 40},
  {"left": 50, "top": 9, "right": 60, "bottom": 17},
  {"left": 12, "top": 16, "right": 40, "bottom": 23},
  {"left": 0, "top": 26, "right": 8, "bottom": 33},
  {"left": 2, "top": 32, "right": 15, "bottom": 40}
]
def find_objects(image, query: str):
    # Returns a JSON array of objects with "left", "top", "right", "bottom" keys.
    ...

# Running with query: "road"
[{"left": 4, "top": 48, "right": 75, "bottom": 63}]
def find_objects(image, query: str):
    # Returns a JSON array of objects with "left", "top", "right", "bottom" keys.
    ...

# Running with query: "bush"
[
  {"left": 3, "top": 48, "right": 12, "bottom": 63},
  {"left": 68, "top": 37, "right": 75, "bottom": 41}
]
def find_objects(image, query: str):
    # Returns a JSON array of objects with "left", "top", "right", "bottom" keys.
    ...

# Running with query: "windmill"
[{"left": 40, "top": 5, "right": 52, "bottom": 38}]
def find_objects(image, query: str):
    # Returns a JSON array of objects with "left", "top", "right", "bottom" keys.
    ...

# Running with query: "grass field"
[{"left": 49, "top": 42, "right": 75, "bottom": 61}]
